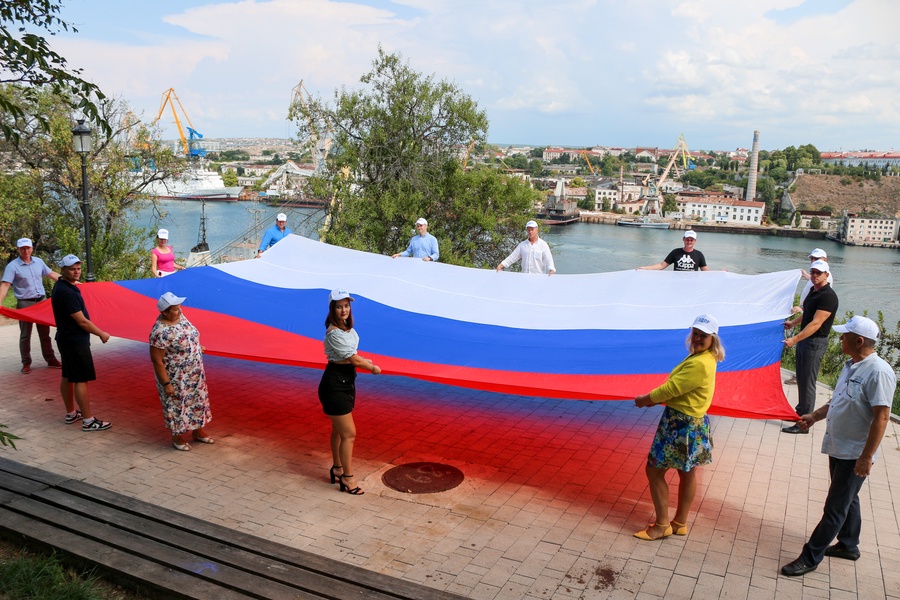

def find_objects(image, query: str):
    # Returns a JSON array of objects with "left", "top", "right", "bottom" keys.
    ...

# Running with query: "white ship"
[{"left": 139, "top": 166, "right": 243, "bottom": 201}]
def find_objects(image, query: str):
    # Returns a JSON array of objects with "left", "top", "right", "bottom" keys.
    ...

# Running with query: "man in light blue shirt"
[
  {"left": 392, "top": 217, "right": 439, "bottom": 262},
  {"left": 257, "top": 213, "right": 293, "bottom": 257},
  {"left": 0, "top": 237, "right": 62, "bottom": 373},
  {"left": 781, "top": 315, "right": 896, "bottom": 577}
]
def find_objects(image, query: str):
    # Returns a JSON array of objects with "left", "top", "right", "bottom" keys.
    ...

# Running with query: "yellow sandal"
[
  {"left": 634, "top": 523, "right": 673, "bottom": 541},
  {"left": 671, "top": 520, "right": 688, "bottom": 536}
]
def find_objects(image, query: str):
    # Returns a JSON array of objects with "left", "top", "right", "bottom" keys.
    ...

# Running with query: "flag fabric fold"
[{"left": 1, "top": 235, "right": 801, "bottom": 419}]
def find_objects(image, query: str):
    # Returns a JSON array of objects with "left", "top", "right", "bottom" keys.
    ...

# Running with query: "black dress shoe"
[
  {"left": 824, "top": 543, "right": 860, "bottom": 561},
  {"left": 781, "top": 558, "right": 817, "bottom": 576},
  {"left": 782, "top": 425, "right": 808, "bottom": 434}
]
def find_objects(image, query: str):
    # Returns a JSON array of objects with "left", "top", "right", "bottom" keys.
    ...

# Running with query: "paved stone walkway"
[{"left": 1, "top": 322, "right": 898, "bottom": 599}]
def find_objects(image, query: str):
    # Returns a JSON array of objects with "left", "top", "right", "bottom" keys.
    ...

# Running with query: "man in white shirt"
[
  {"left": 496, "top": 220, "right": 555, "bottom": 275},
  {"left": 780, "top": 316, "right": 896, "bottom": 576}
]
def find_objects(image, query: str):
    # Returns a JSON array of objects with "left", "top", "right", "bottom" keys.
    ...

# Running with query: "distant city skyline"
[{"left": 50, "top": 0, "right": 898, "bottom": 152}]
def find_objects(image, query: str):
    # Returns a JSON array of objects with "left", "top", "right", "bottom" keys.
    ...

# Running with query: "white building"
[
  {"left": 838, "top": 212, "right": 900, "bottom": 246},
  {"left": 676, "top": 197, "right": 766, "bottom": 224}
]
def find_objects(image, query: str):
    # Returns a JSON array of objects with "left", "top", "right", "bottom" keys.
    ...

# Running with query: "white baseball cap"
[
  {"left": 691, "top": 314, "right": 719, "bottom": 335},
  {"left": 276, "top": 213, "right": 287, "bottom": 222},
  {"left": 833, "top": 315, "right": 879, "bottom": 340},
  {"left": 157, "top": 292, "right": 187, "bottom": 311},
  {"left": 58, "top": 254, "right": 82, "bottom": 267},
  {"left": 525, "top": 220, "right": 539, "bottom": 229},
  {"left": 16, "top": 238, "right": 32, "bottom": 248},
  {"left": 809, "top": 248, "right": 827, "bottom": 259},
  {"left": 329, "top": 288, "right": 354, "bottom": 302},
  {"left": 157, "top": 228, "right": 169, "bottom": 239},
  {"left": 415, "top": 217, "right": 428, "bottom": 226},
  {"left": 683, "top": 230, "right": 697, "bottom": 239},
  {"left": 809, "top": 260, "right": 830, "bottom": 274}
]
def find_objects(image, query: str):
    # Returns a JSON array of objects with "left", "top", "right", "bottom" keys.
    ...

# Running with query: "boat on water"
[
  {"left": 139, "top": 165, "right": 243, "bottom": 201},
  {"left": 616, "top": 217, "right": 670, "bottom": 229},
  {"left": 537, "top": 179, "right": 580, "bottom": 226}
]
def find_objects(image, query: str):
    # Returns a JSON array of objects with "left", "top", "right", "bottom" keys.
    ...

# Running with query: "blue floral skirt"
[{"left": 647, "top": 406, "right": 713, "bottom": 472}]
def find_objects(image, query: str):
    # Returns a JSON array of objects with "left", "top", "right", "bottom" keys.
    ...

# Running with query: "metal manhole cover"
[{"left": 381, "top": 462, "right": 464, "bottom": 494}]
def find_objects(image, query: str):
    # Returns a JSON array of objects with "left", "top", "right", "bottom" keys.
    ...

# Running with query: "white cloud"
[{"left": 47, "top": 0, "right": 900, "bottom": 150}]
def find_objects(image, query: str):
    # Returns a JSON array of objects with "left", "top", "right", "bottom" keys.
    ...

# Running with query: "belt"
[{"left": 22, "top": 297, "right": 46, "bottom": 302}]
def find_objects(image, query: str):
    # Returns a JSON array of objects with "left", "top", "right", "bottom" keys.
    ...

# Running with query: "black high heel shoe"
[
  {"left": 339, "top": 474, "right": 364, "bottom": 495},
  {"left": 329, "top": 465, "right": 342, "bottom": 484}
]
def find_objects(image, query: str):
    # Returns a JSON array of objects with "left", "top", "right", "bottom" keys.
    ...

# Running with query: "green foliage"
[
  {"left": 0, "top": 85, "right": 182, "bottom": 280},
  {"left": 809, "top": 217, "right": 821, "bottom": 230},
  {"left": 221, "top": 170, "right": 239, "bottom": 186},
  {"left": 0, "top": 551, "right": 107, "bottom": 599},
  {"left": 662, "top": 193, "right": 678, "bottom": 215},
  {"left": 0, "top": 423, "right": 20, "bottom": 449},
  {"left": 291, "top": 47, "right": 536, "bottom": 266},
  {"left": 0, "top": 1, "right": 109, "bottom": 144}
]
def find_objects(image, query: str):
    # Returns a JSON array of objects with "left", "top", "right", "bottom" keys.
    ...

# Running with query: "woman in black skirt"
[{"left": 317, "top": 289, "right": 381, "bottom": 495}]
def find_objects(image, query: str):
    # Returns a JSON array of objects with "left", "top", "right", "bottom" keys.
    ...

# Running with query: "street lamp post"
[{"left": 71, "top": 120, "right": 95, "bottom": 282}]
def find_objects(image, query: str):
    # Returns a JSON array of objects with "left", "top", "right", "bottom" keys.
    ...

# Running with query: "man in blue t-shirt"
[
  {"left": 257, "top": 213, "right": 293, "bottom": 257},
  {"left": 638, "top": 230, "right": 709, "bottom": 271},
  {"left": 0, "top": 237, "right": 62, "bottom": 373}
]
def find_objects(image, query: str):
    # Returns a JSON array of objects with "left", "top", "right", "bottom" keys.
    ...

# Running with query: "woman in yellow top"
[{"left": 633, "top": 314, "right": 725, "bottom": 541}]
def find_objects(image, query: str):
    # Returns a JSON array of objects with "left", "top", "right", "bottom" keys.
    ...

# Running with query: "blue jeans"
[
  {"left": 800, "top": 457, "right": 865, "bottom": 565},
  {"left": 795, "top": 337, "right": 827, "bottom": 415}
]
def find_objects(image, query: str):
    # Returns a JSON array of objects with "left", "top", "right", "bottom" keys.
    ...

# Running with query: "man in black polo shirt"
[
  {"left": 638, "top": 230, "right": 709, "bottom": 271},
  {"left": 781, "top": 260, "right": 838, "bottom": 434},
  {"left": 50, "top": 254, "right": 112, "bottom": 431}
]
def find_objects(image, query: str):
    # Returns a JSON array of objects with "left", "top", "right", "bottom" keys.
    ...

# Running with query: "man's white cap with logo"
[
  {"left": 329, "top": 288, "right": 354, "bottom": 302},
  {"left": 157, "top": 228, "right": 169, "bottom": 239},
  {"left": 276, "top": 213, "right": 287, "bottom": 222},
  {"left": 16, "top": 238, "right": 32, "bottom": 248},
  {"left": 691, "top": 314, "right": 719, "bottom": 335},
  {"left": 58, "top": 254, "right": 82, "bottom": 267},
  {"left": 157, "top": 292, "right": 187, "bottom": 312},
  {"left": 809, "top": 259, "right": 830, "bottom": 273},
  {"left": 683, "top": 230, "right": 697, "bottom": 239},
  {"left": 525, "top": 220, "right": 539, "bottom": 229},
  {"left": 809, "top": 248, "right": 827, "bottom": 259},
  {"left": 833, "top": 315, "right": 880, "bottom": 340},
  {"left": 415, "top": 217, "right": 428, "bottom": 225}
]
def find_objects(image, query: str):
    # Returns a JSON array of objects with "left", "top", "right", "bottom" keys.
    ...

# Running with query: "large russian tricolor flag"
[{"left": 2, "top": 235, "right": 801, "bottom": 419}]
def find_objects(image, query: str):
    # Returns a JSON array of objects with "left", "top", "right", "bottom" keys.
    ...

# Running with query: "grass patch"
[{"left": 0, "top": 551, "right": 104, "bottom": 600}]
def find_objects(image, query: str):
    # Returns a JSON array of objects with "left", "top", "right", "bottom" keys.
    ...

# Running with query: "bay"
[{"left": 133, "top": 201, "right": 900, "bottom": 327}]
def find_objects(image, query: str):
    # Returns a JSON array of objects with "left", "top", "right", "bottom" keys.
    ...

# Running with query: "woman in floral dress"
[
  {"left": 632, "top": 314, "right": 725, "bottom": 541},
  {"left": 149, "top": 292, "right": 213, "bottom": 451}
]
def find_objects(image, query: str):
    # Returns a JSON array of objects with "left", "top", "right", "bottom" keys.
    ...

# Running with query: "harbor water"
[{"left": 134, "top": 201, "right": 900, "bottom": 327}]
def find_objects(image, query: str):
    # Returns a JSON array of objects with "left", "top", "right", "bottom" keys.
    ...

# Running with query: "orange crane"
[
  {"left": 152, "top": 88, "right": 206, "bottom": 158},
  {"left": 581, "top": 150, "right": 596, "bottom": 175},
  {"left": 462, "top": 138, "right": 476, "bottom": 169}
]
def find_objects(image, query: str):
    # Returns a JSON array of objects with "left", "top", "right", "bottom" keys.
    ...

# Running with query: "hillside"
[{"left": 791, "top": 174, "right": 900, "bottom": 217}]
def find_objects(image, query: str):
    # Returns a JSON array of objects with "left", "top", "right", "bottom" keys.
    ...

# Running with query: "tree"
[
  {"left": 0, "top": 1, "right": 109, "bottom": 143},
  {"left": 292, "top": 47, "right": 538, "bottom": 267},
  {"left": 222, "top": 170, "right": 239, "bottom": 187},
  {"left": 809, "top": 217, "right": 821, "bottom": 230},
  {"left": 0, "top": 85, "right": 184, "bottom": 280},
  {"left": 662, "top": 193, "right": 678, "bottom": 216}
]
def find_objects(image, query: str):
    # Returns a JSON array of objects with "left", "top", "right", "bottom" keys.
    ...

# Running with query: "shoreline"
[{"left": 578, "top": 211, "right": 830, "bottom": 240}]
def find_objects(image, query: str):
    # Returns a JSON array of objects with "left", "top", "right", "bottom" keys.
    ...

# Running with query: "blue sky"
[{"left": 51, "top": 0, "right": 899, "bottom": 152}]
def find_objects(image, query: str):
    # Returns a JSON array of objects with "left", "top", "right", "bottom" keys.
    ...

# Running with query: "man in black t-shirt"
[
  {"left": 50, "top": 254, "right": 112, "bottom": 432},
  {"left": 638, "top": 230, "right": 709, "bottom": 271},
  {"left": 781, "top": 260, "right": 838, "bottom": 433}
]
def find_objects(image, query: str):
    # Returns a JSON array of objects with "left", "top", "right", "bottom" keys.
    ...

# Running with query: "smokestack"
[{"left": 746, "top": 130, "right": 760, "bottom": 201}]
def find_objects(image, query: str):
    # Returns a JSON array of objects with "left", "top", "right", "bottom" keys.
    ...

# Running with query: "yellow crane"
[
  {"left": 462, "top": 138, "right": 476, "bottom": 169},
  {"left": 152, "top": 88, "right": 206, "bottom": 158},
  {"left": 581, "top": 150, "right": 596, "bottom": 175}
]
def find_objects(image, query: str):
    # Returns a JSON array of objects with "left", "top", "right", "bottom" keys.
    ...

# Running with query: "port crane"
[
  {"left": 581, "top": 150, "right": 596, "bottom": 175},
  {"left": 641, "top": 134, "right": 693, "bottom": 214},
  {"left": 152, "top": 88, "right": 206, "bottom": 158},
  {"left": 288, "top": 80, "right": 332, "bottom": 172}
]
